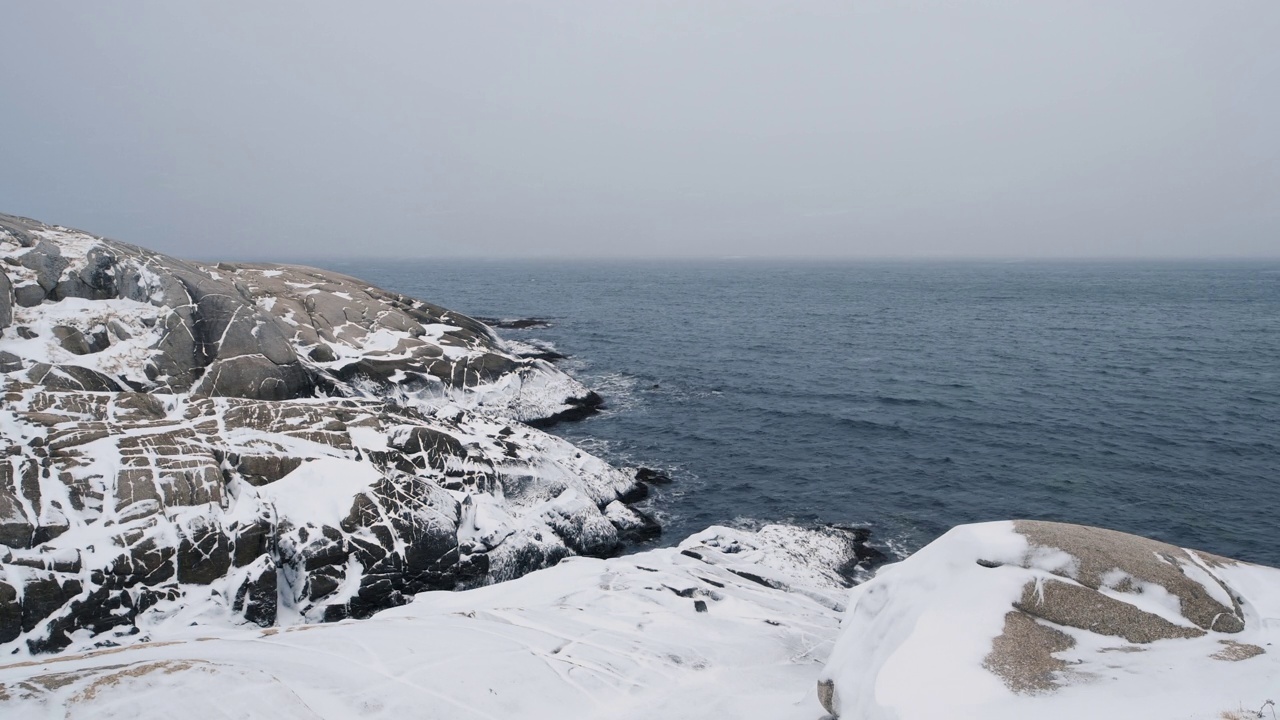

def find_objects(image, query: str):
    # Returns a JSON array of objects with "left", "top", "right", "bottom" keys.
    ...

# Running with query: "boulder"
[{"left": 818, "top": 520, "right": 1278, "bottom": 720}]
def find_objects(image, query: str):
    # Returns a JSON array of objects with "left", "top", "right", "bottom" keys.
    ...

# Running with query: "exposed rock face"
[
  {"left": 0, "top": 525, "right": 855, "bottom": 718},
  {"left": 0, "top": 268, "right": 12, "bottom": 330},
  {"left": 1009, "top": 520, "right": 1246, "bottom": 637},
  {"left": 0, "top": 213, "right": 596, "bottom": 422},
  {"left": 817, "top": 520, "right": 1279, "bottom": 720},
  {"left": 0, "top": 382, "right": 649, "bottom": 654},
  {"left": 0, "top": 212, "right": 645, "bottom": 655}
]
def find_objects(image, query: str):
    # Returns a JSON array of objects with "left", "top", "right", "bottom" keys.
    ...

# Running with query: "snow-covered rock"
[
  {"left": 0, "top": 212, "right": 598, "bottom": 423},
  {"left": 818, "top": 520, "right": 1280, "bottom": 720},
  {"left": 0, "top": 383, "right": 655, "bottom": 654},
  {"left": 0, "top": 211, "right": 651, "bottom": 654},
  {"left": 0, "top": 524, "right": 865, "bottom": 720}
]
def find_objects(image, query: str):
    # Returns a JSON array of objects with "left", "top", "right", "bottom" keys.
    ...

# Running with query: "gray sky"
[{"left": 2, "top": 1, "right": 1277, "bottom": 259}]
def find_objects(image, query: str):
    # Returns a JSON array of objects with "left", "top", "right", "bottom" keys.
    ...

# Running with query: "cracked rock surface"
[{"left": 0, "top": 213, "right": 638, "bottom": 655}]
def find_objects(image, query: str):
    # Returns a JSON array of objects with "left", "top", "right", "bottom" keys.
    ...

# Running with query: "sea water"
[{"left": 322, "top": 259, "right": 1280, "bottom": 565}]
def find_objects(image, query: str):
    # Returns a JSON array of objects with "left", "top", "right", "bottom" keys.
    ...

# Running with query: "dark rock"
[
  {"left": 475, "top": 317, "right": 553, "bottom": 330},
  {"left": 0, "top": 351, "right": 22, "bottom": 372},
  {"left": 635, "top": 467, "right": 674, "bottom": 485},
  {"left": 233, "top": 558, "right": 278, "bottom": 627},
  {"left": 694, "top": 599, "right": 709, "bottom": 613},
  {"left": 18, "top": 240, "right": 68, "bottom": 291},
  {"left": 1, "top": 213, "right": 595, "bottom": 425},
  {"left": 14, "top": 283, "right": 45, "bottom": 307},
  {"left": 176, "top": 520, "right": 233, "bottom": 585},
  {"left": 235, "top": 455, "right": 304, "bottom": 486},
  {"left": 527, "top": 391, "right": 604, "bottom": 428},
  {"left": 0, "top": 582, "right": 19, "bottom": 643},
  {"left": 52, "top": 246, "right": 118, "bottom": 301},
  {"left": 193, "top": 354, "right": 313, "bottom": 400},
  {"left": 729, "top": 569, "right": 786, "bottom": 590},
  {"left": 114, "top": 536, "right": 176, "bottom": 586},
  {"left": 231, "top": 517, "right": 273, "bottom": 567},
  {"left": 52, "top": 325, "right": 93, "bottom": 355},
  {"left": 822, "top": 524, "right": 888, "bottom": 584},
  {"left": 0, "top": 463, "right": 36, "bottom": 549},
  {"left": 308, "top": 344, "right": 337, "bottom": 362},
  {"left": 27, "top": 363, "right": 125, "bottom": 392},
  {"left": 112, "top": 392, "right": 167, "bottom": 420},
  {"left": 610, "top": 503, "right": 662, "bottom": 545},
  {"left": 0, "top": 267, "right": 11, "bottom": 328},
  {"left": 20, "top": 574, "right": 82, "bottom": 633},
  {"left": 617, "top": 482, "right": 649, "bottom": 504}
]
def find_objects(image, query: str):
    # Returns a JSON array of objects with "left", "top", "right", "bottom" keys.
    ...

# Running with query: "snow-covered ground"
[
  {"left": 819, "top": 520, "right": 1280, "bottom": 720},
  {"left": 0, "top": 525, "right": 849, "bottom": 720}
]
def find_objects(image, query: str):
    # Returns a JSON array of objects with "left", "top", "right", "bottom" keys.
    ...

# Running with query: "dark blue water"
[{"left": 322, "top": 259, "right": 1280, "bottom": 566}]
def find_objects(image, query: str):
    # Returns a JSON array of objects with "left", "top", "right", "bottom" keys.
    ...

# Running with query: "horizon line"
[{"left": 181, "top": 252, "right": 1280, "bottom": 265}]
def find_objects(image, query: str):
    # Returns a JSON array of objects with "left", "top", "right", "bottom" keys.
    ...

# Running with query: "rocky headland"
[
  {"left": 0, "top": 212, "right": 689, "bottom": 654},
  {"left": 1, "top": 213, "right": 1275, "bottom": 719}
]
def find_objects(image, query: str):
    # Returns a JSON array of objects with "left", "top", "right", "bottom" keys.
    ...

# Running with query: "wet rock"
[
  {"left": 635, "top": 467, "right": 674, "bottom": 485},
  {"left": 475, "top": 317, "right": 553, "bottom": 329}
]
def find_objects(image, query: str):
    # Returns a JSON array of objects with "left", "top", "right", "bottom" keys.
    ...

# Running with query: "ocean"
[{"left": 322, "top": 258, "right": 1280, "bottom": 566}]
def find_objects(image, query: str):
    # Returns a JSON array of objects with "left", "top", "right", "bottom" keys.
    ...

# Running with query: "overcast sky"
[{"left": 2, "top": 2, "right": 1277, "bottom": 259}]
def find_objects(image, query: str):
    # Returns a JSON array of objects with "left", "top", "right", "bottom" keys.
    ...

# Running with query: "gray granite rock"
[
  {"left": 0, "top": 266, "right": 11, "bottom": 329},
  {"left": 0, "top": 384, "right": 647, "bottom": 653},
  {"left": 0, "top": 212, "right": 596, "bottom": 422},
  {"left": 0, "top": 212, "right": 638, "bottom": 655}
]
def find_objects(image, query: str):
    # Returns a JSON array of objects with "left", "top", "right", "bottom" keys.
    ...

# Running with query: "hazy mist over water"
[{"left": 2, "top": 2, "right": 1278, "bottom": 260}]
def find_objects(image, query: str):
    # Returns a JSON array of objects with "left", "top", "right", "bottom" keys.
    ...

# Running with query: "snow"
[
  {"left": 2, "top": 297, "right": 168, "bottom": 387},
  {"left": 347, "top": 424, "right": 389, "bottom": 451},
  {"left": 819, "top": 521, "right": 1280, "bottom": 720},
  {"left": 253, "top": 457, "right": 384, "bottom": 529},
  {"left": 0, "top": 525, "right": 848, "bottom": 720}
]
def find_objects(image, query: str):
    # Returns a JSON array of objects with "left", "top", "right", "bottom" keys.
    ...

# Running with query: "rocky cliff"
[{"left": 0, "top": 213, "right": 656, "bottom": 654}]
